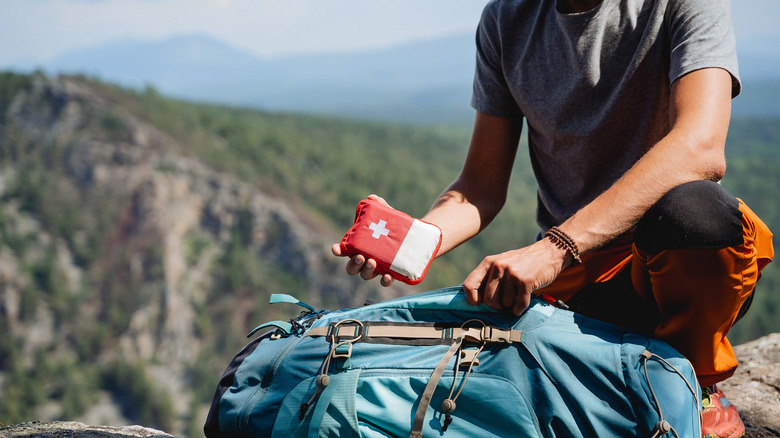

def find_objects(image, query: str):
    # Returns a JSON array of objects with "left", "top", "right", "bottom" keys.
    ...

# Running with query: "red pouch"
[{"left": 339, "top": 198, "right": 442, "bottom": 285}]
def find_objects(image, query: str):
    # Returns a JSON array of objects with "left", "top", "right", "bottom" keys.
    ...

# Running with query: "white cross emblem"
[{"left": 368, "top": 220, "right": 390, "bottom": 239}]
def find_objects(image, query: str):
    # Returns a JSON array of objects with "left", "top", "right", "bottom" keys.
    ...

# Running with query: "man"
[{"left": 333, "top": 0, "right": 774, "bottom": 436}]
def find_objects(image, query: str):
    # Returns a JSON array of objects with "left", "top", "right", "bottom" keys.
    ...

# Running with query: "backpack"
[{"left": 204, "top": 286, "right": 702, "bottom": 437}]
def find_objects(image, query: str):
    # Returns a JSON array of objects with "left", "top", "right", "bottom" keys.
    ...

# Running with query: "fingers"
[
  {"left": 353, "top": 258, "right": 394, "bottom": 287},
  {"left": 332, "top": 244, "right": 370, "bottom": 276},
  {"left": 344, "top": 253, "right": 376, "bottom": 279},
  {"left": 347, "top": 254, "right": 366, "bottom": 276},
  {"left": 464, "top": 257, "right": 506, "bottom": 310},
  {"left": 463, "top": 262, "right": 488, "bottom": 305},
  {"left": 359, "top": 258, "right": 379, "bottom": 280},
  {"left": 482, "top": 266, "right": 503, "bottom": 310},
  {"left": 463, "top": 253, "right": 535, "bottom": 315},
  {"left": 501, "top": 276, "right": 516, "bottom": 309},
  {"left": 333, "top": 243, "right": 394, "bottom": 287},
  {"left": 367, "top": 194, "right": 391, "bottom": 208},
  {"left": 512, "top": 292, "right": 531, "bottom": 316},
  {"left": 380, "top": 273, "right": 394, "bottom": 287}
]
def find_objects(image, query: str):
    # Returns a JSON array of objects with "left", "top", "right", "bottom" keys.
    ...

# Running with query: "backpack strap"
[
  {"left": 306, "top": 323, "right": 522, "bottom": 344},
  {"left": 409, "top": 338, "right": 463, "bottom": 438}
]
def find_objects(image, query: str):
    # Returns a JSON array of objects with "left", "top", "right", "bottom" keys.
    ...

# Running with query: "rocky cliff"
[{"left": 0, "top": 74, "right": 403, "bottom": 435}]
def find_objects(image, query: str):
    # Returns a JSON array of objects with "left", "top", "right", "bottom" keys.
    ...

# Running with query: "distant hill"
[
  {"left": 733, "top": 80, "right": 780, "bottom": 117},
  {"left": 45, "top": 34, "right": 262, "bottom": 90},
  {"left": 41, "top": 33, "right": 476, "bottom": 124},
  {"left": 20, "top": 33, "right": 778, "bottom": 123},
  {"left": 733, "top": 44, "right": 780, "bottom": 117}
]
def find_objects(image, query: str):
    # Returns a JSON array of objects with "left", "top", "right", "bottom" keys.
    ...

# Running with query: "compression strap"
[{"left": 306, "top": 323, "right": 522, "bottom": 345}]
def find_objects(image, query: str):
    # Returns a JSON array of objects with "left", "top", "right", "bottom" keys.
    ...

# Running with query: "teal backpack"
[{"left": 204, "top": 286, "right": 701, "bottom": 437}]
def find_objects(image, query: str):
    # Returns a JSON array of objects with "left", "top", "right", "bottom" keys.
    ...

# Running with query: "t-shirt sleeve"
[
  {"left": 471, "top": 1, "right": 524, "bottom": 118},
  {"left": 667, "top": 0, "right": 741, "bottom": 97}
]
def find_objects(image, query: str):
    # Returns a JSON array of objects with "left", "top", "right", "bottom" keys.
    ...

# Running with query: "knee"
[{"left": 633, "top": 181, "right": 744, "bottom": 254}]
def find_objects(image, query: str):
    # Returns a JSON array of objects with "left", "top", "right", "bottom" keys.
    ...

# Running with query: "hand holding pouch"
[{"left": 339, "top": 197, "right": 442, "bottom": 285}]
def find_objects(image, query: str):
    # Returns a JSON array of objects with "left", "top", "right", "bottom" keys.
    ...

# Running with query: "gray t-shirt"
[{"left": 471, "top": 0, "right": 740, "bottom": 231}]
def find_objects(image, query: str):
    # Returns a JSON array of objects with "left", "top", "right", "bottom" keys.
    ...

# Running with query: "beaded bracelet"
[{"left": 544, "top": 226, "right": 582, "bottom": 265}]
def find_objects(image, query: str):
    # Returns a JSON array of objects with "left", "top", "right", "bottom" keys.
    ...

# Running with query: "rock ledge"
[
  {"left": 0, "top": 422, "right": 176, "bottom": 438},
  {"left": 720, "top": 333, "right": 780, "bottom": 437}
]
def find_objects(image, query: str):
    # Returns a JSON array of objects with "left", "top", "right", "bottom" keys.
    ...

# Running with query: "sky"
[
  {"left": 1, "top": 0, "right": 778, "bottom": 67},
  {"left": 0, "top": 0, "right": 488, "bottom": 65}
]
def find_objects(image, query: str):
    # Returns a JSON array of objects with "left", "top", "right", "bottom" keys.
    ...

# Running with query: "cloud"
[{"left": 12, "top": 0, "right": 483, "bottom": 62}]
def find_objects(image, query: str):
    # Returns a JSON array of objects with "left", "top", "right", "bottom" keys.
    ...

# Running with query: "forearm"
[
  {"left": 422, "top": 179, "right": 503, "bottom": 256},
  {"left": 423, "top": 111, "right": 522, "bottom": 256},
  {"left": 560, "top": 132, "right": 724, "bottom": 255},
  {"left": 559, "top": 69, "right": 731, "bottom": 256}
]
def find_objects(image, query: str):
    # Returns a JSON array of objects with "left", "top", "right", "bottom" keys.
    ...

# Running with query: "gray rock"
[
  {"left": 720, "top": 333, "right": 780, "bottom": 437},
  {"left": 0, "top": 422, "right": 176, "bottom": 438}
]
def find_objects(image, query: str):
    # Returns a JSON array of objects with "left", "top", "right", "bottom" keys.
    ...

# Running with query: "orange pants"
[{"left": 539, "top": 184, "right": 773, "bottom": 387}]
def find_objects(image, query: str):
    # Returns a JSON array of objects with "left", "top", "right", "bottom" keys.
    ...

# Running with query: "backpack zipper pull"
[
  {"left": 441, "top": 399, "right": 456, "bottom": 431},
  {"left": 299, "top": 402, "right": 310, "bottom": 421},
  {"left": 442, "top": 414, "right": 453, "bottom": 432}
]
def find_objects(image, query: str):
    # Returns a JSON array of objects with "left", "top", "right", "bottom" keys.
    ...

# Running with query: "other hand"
[{"left": 462, "top": 238, "right": 569, "bottom": 315}]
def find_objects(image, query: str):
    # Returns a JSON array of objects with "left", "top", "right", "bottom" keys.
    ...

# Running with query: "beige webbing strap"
[
  {"left": 306, "top": 324, "right": 522, "bottom": 344},
  {"left": 365, "top": 325, "right": 447, "bottom": 339},
  {"left": 306, "top": 324, "right": 445, "bottom": 340},
  {"left": 307, "top": 325, "right": 350, "bottom": 338},
  {"left": 409, "top": 338, "right": 463, "bottom": 438}
]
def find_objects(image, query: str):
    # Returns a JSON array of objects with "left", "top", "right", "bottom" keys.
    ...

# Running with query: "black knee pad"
[{"left": 633, "top": 181, "right": 744, "bottom": 254}]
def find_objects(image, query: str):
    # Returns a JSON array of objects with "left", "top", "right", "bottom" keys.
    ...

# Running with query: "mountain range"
[
  {"left": 36, "top": 34, "right": 475, "bottom": 123},
  {"left": 12, "top": 33, "right": 780, "bottom": 123}
]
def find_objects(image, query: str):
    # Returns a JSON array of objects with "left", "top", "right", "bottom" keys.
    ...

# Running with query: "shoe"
[{"left": 701, "top": 385, "right": 745, "bottom": 438}]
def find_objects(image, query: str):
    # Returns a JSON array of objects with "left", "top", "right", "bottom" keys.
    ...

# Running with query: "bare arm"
[
  {"left": 560, "top": 68, "right": 732, "bottom": 254},
  {"left": 463, "top": 67, "right": 734, "bottom": 313},
  {"left": 422, "top": 111, "right": 523, "bottom": 255}
]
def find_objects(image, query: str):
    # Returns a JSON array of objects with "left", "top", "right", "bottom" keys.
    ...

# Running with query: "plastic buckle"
[
  {"left": 481, "top": 326, "right": 511, "bottom": 343},
  {"left": 459, "top": 348, "right": 480, "bottom": 367},
  {"left": 333, "top": 343, "right": 353, "bottom": 359}
]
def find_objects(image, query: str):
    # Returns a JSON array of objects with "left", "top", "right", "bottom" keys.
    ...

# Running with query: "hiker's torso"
[{"left": 471, "top": 0, "right": 739, "bottom": 230}]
